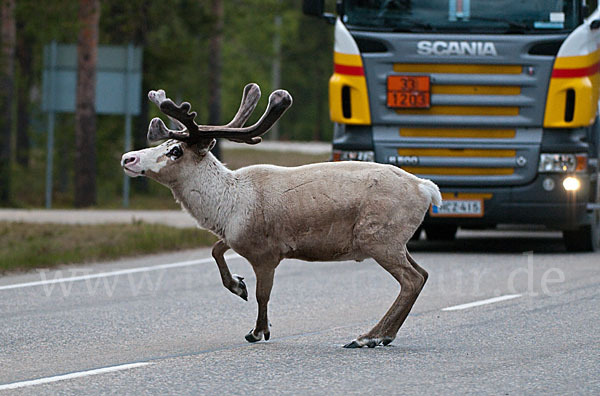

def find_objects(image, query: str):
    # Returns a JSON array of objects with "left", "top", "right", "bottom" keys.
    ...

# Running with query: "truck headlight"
[
  {"left": 563, "top": 176, "right": 581, "bottom": 191},
  {"left": 538, "top": 153, "right": 587, "bottom": 173},
  {"left": 332, "top": 150, "right": 375, "bottom": 162}
]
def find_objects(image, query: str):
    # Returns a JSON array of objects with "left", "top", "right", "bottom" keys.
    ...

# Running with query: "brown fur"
[{"left": 121, "top": 86, "right": 441, "bottom": 347}]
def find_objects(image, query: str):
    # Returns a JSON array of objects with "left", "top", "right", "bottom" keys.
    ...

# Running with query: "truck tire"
[
  {"left": 410, "top": 227, "right": 422, "bottom": 241},
  {"left": 563, "top": 211, "right": 600, "bottom": 252},
  {"left": 425, "top": 225, "right": 457, "bottom": 241}
]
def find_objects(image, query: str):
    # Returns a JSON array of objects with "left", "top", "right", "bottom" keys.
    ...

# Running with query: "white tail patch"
[{"left": 418, "top": 180, "right": 442, "bottom": 207}]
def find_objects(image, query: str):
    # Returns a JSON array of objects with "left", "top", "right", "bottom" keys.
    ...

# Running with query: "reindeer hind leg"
[
  {"left": 406, "top": 248, "right": 428, "bottom": 290},
  {"left": 344, "top": 247, "right": 424, "bottom": 348}
]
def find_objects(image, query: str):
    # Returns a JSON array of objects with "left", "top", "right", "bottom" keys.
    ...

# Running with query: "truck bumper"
[{"left": 424, "top": 173, "right": 592, "bottom": 230}]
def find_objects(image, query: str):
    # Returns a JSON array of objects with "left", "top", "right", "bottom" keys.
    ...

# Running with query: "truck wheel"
[
  {"left": 410, "top": 227, "right": 422, "bottom": 241},
  {"left": 563, "top": 211, "right": 600, "bottom": 252},
  {"left": 424, "top": 225, "right": 457, "bottom": 241}
]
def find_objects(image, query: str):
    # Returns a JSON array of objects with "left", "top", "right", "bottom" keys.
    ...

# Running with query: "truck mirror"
[
  {"left": 303, "top": 0, "right": 324, "bottom": 17},
  {"left": 302, "top": 0, "right": 337, "bottom": 24},
  {"left": 582, "top": 5, "right": 590, "bottom": 19}
]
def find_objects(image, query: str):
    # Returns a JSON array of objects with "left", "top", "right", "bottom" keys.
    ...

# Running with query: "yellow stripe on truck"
[
  {"left": 396, "top": 106, "right": 519, "bottom": 116},
  {"left": 402, "top": 166, "right": 514, "bottom": 176},
  {"left": 334, "top": 52, "right": 363, "bottom": 67},
  {"left": 393, "top": 63, "right": 522, "bottom": 74},
  {"left": 329, "top": 52, "right": 371, "bottom": 125},
  {"left": 397, "top": 148, "right": 516, "bottom": 157},
  {"left": 441, "top": 193, "right": 493, "bottom": 200},
  {"left": 431, "top": 85, "right": 520, "bottom": 95},
  {"left": 544, "top": 48, "right": 600, "bottom": 128},
  {"left": 400, "top": 128, "right": 516, "bottom": 138}
]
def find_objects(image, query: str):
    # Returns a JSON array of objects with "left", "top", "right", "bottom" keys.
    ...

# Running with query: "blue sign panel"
[{"left": 42, "top": 42, "right": 142, "bottom": 115}]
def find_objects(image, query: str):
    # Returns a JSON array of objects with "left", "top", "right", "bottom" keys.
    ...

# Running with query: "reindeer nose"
[{"left": 121, "top": 154, "right": 139, "bottom": 167}]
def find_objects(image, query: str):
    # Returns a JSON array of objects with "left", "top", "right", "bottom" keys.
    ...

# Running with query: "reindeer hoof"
[
  {"left": 382, "top": 338, "right": 394, "bottom": 346},
  {"left": 366, "top": 340, "right": 379, "bottom": 348},
  {"left": 343, "top": 340, "right": 362, "bottom": 349},
  {"left": 232, "top": 275, "right": 248, "bottom": 301},
  {"left": 237, "top": 278, "right": 248, "bottom": 301},
  {"left": 245, "top": 329, "right": 262, "bottom": 343},
  {"left": 264, "top": 331, "right": 270, "bottom": 341}
]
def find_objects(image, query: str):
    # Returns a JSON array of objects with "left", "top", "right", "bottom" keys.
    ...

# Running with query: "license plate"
[
  {"left": 430, "top": 199, "right": 484, "bottom": 217},
  {"left": 387, "top": 75, "right": 430, "bottom": 108}
]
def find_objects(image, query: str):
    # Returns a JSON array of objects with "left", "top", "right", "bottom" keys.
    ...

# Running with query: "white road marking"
[
  {"left": 0, "top": 253, "right": 242, "bottom": 292},
  {"left": 0, "top": 362, "right": 152, "bottom": 390},
  {"left": 442, "top": 294, "right": 522, "bottom": 311}
]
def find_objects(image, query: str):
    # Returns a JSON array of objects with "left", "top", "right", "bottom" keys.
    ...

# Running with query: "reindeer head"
[{"left": 121, "top": 84, "right": 292, "bottom": 185}]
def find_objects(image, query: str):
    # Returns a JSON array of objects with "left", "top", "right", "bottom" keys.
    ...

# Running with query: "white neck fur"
[{"left": 169, "top": 152, "right": 238, "bottom": 238}]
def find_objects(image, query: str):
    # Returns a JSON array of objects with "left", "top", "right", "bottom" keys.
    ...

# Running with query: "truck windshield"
[{"left": 343, "top": 0, "right": 579, "bottom": 33}]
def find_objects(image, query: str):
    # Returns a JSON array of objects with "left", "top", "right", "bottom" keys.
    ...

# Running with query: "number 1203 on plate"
[{"left": 387, "top": 75, "right": 430, "bottom": 109}]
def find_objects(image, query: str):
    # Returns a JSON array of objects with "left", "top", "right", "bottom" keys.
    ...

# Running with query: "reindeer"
[{"left": 121, "top": 84, "right": 441, "bottom": 348}]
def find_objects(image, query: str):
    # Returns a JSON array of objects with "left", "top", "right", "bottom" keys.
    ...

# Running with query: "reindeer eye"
[{"left": 167, "top": 146, "right": 183, "bottom": 160}]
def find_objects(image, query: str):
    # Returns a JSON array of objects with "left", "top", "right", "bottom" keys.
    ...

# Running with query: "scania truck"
[{"left": 304, "top": 0, "right": 600, "bottom": 251}]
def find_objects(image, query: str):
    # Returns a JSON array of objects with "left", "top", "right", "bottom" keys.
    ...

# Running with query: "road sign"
[
  {"left": 42, "top": 42, "right": 143, "bottom": 208},
  {"left": 42, "top": 43, "right": 142, "bottom": 114}
]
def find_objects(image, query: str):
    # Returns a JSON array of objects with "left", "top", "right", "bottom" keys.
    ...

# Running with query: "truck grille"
[
  {"left": 391, "top": 63, "right": 526, "bottom": 121},
  {"left": 398, "top": 147, "right": 515, "bottom": 176},
  {"left": 358, "top": 33, "right": 558, "bottom": 187},
  {"left": 380, "top": 125, "right": 539, "bottom": 185}
]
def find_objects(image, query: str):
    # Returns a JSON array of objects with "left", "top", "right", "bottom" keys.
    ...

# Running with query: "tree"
[
  {"left": 74, "top": 0, "right": 100, "bottom": 207},
  {"left": 15, "top": 18, "right": 33, "bottom": 167},
  {"left": 208, "top": 0, "right": 223, "bottom": 159},
  {"left": 0, "top": 0, "right": 15, "bottom": 205}
]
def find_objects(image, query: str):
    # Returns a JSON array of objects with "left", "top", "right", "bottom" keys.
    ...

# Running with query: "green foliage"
[
  {"left": 7, "top": 0, "right": 336, "bottom": 208},
  {"left": 10, "top": 145, "right": 328, "bottom": 208},
  {"left": 0, "top": 222, "right": 217, "bottom": 272},
  {"left": 221, "top": 0, "right": 334, "bottom": 140}
]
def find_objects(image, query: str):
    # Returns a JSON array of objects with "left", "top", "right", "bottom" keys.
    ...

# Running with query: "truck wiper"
[{"left": 392, "top": 20, "right": 437, "bottom": 32}]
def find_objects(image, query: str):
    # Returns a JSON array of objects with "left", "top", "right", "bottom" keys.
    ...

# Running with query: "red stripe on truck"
[
  {"left": 552, "top": 62, "right": 600, "bottom": 78},
  {"left": 334, "top": 64, "right": 364, "bottom": 76}
]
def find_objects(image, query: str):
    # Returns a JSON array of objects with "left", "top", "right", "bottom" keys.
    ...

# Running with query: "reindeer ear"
[
  {"left": 196, "top": 138, "right": 216, "bottom": 156},
  {"left": 207, "top": 139, "right": 217, "bottom": 151}
]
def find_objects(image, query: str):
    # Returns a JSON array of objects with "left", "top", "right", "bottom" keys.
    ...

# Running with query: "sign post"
[
  {"left": 44, "top": 41, "right": 57, "bottom": 209},
  {"left": 122, "top": 43, "right": 135, "bottom": 208}
]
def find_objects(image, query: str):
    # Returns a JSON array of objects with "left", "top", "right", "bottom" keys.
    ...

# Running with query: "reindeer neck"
[{"left": 169, "top": 152, "right": 238, "bottom": 238}]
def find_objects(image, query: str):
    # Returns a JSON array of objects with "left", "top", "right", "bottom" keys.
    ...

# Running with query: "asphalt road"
[{"left": 0, "top": 230, "right": 598, "bottom": 395}]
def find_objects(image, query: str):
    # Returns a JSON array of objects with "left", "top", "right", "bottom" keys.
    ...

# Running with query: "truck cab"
[{"left": 304, "top": 0, "right": 600, "bottom": 251}]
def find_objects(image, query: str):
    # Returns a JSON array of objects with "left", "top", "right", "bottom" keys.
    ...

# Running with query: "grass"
[{"left": 0, "top": 222, "right": 217, "bottom": 273}]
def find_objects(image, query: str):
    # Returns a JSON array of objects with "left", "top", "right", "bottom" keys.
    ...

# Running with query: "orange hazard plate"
[{"left": 387, "top": 75, "right": 430, "bottom": 108}]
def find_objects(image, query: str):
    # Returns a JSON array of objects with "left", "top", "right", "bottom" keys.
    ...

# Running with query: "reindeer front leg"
[
  {"left": 212, "top": 240, "right": 248, "bottom": 301},
  {"left": 245, "top": 263, "right": 277, "bottom": 343}
]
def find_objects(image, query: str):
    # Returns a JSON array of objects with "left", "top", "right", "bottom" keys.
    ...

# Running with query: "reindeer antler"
[{"left": 147, "top": 83, "right": 292, "bottom": 145}]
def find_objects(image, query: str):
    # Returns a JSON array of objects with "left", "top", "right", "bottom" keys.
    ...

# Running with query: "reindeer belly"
[
  {"left": 279, "top": 220, "right": 361, "bottom": 261},
  {"left": 271, "top": 188, "right": 364, "bottom": 261}
]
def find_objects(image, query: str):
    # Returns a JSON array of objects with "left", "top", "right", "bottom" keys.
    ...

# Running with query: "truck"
[{"left": 303, "top": 0, "right": 600, "bottom": 251}]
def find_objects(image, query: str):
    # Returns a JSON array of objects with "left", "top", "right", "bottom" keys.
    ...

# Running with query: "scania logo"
[{"left": 417, "top": 40, "right": 498, "bottom": 56}]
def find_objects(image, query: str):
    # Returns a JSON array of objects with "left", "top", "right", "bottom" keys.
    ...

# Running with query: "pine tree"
[
  {"left": 74, "top": 0, "right": 100, "bottom": 207},
  {"left": 0, "top": 0, "right": 15, "bottom": 204}
]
